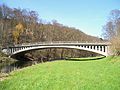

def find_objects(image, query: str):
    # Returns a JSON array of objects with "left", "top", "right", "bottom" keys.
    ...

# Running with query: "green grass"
[
  {"left": 67, "top": 56, "right": 106, "bottom": 61},
  {"left": 0, "top": 56, "right": 120, "bottom": 90}
]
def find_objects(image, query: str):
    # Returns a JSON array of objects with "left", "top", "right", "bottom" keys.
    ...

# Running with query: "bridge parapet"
[{"left": 14, "top": 41, "right": 110, "bottom": 47}]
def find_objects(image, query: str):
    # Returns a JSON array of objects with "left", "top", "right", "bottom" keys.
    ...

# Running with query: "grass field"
[{"left": 0, "top": 56, "right": 120, "bottom": 90}]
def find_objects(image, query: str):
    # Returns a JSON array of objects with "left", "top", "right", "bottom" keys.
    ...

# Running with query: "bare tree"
[{"left": 103, "top": 9, "right": 120, "bottom": 55}]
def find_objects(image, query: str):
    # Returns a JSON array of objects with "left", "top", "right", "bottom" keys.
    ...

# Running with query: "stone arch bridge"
[{"left": 2, "top": 42, "right": 110, "bottom": 57}]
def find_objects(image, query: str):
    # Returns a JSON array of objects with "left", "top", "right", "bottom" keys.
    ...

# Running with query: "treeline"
[
  {"left": 0, "top": 4, "right": 103, "bottom": 60},
  {"left": 0, "top": 4, "right": 103, "bottom": 47}
]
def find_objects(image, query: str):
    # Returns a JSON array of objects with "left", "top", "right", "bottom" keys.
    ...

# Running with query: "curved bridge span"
[{"left": 2, "top": 42, "right": 110, "bottom": 57}]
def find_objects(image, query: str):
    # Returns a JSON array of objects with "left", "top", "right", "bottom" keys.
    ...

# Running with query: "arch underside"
[{"left": 11, "top": 46, "right": 107, "bottom": 57}]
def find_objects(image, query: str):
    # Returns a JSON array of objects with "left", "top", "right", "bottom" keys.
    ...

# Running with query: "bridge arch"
[{"left": 11, "top": 45, "right": 108, "bottom": 57}]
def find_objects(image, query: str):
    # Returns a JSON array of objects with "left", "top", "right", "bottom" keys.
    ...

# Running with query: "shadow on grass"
[{"left": 65, "top": 56, "right": 106, "bottom": 62}]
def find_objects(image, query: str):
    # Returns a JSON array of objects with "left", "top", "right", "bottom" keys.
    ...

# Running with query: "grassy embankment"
[{"left": 0, "top": 56, "right": 120, "bottom": 90}]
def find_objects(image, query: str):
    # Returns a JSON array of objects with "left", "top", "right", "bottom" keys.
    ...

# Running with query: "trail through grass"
[{"left": 0, "top": 56, "right": 120, "bottom": 90}]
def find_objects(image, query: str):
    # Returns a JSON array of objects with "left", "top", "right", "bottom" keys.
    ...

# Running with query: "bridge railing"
[{"left": 14, "top": 41, "right": 110, "bottom": 47}]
